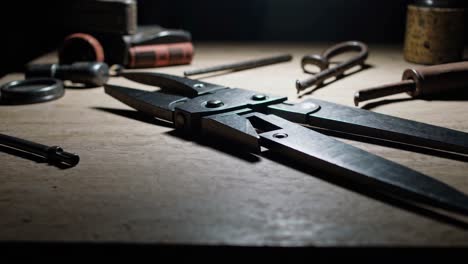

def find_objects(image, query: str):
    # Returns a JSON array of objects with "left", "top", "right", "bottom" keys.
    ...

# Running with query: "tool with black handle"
[
  {"left": 354, "top": 61, "right": 468, "bottom": 106},
  {"left": 26, "top": 62, "right": 109, "bottom": 87},
  {"left": 0, "top": 133, "right": 80, "bottom": 167}
]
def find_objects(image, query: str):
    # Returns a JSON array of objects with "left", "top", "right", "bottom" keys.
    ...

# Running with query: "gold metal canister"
[{"left": 403, "top": 1, "right": 465, "bottom": 65}]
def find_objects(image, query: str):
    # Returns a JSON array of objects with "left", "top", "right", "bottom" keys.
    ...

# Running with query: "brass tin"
[{"left": 403, "top": 5, "right": 464, "bottom": 65}]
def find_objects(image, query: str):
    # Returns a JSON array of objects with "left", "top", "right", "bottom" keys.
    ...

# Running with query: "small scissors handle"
[{"left": 297, "top": 41, "right": 369, "bottom": 92}]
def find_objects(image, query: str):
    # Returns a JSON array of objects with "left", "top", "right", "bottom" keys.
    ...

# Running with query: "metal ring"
[{"left": 0, "top": 78, "right": 64, "bottom": 105}]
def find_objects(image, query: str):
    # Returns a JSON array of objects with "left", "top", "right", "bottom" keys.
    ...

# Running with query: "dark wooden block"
[{"left": 64, "top": 0, "right": 137, "bottom": 35}]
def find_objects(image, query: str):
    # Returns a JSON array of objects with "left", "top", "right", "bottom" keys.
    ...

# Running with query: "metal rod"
[
  {"left": 354, "top": 80, "right": 416, "bottom": 106},
  {"left": 296, "top": 41, "right": 369, "bottom": 93},
  {"left": 296, "top": 65, "right": 350, "bottom": 92},
  {"left": 183, "top": 54, "right": 293, "bottom": 76},
  {"left": 0, "top": 133, "right": 80, "bottom": 166}
]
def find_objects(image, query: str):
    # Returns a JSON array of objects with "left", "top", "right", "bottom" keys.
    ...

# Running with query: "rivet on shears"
[
  {"left": 205, "top": 99, "right": 224, "bottom": 108},
  {"left": 251, "top": 94, "right": 267, "bottom": 101},
  {"left": 273, "top": 133, "right": 288, "bottom": 139}
]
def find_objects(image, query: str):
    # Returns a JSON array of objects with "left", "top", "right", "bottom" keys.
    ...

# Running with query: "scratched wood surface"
[{"left": 1, "top": 43, "right": 468, "bottom": 246}]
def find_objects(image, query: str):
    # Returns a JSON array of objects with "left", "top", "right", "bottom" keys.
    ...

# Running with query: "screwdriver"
[
  {"left": 0, "top": 133, "right": 80, "bottom": 167},
  {"left": 25, "top": 62, "right": 109, "bottom": 87},
  {"left": 354, "top": 61, "right": 468, "bottom": 106}
]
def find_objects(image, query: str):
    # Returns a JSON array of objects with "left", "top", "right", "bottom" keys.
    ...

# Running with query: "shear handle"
[{"left": 119, "top": 71, "right": 226, "bottom": 97}]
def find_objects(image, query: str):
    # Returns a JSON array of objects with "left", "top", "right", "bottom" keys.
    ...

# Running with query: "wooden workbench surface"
[{"left": 1, "top": 43, "right": 468, "bottom": 246}]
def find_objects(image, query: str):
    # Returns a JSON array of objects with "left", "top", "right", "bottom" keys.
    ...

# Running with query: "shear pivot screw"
[
  {"left": 251, "top": 94, "right": 267, "bottom": 101},
  {"left": 273, "top": 133, "right": 288, "bottom": 139},
  {"left": 205, "top": 100, "right": 224, "bottom": 108},
  {"left": 193, "top": 83, "right": 205, "bottom": 89}
]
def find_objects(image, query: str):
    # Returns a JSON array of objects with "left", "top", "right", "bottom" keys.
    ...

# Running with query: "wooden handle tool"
[{"left": 354, "top": 61, "right": 468, "bottom": 106}]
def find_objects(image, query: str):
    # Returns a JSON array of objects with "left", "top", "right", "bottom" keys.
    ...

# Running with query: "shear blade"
[
  {"left": 270, "top": 99, "right": 468, "bottom": 155},
  {"left": 202, "top": 111, "right": 261, "bottom": 153},
  {"left": 249, "top": 113, "right": 468, "bottom": 215}
]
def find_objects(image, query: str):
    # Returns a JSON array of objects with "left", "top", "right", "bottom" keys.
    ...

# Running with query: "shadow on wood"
[{"left": 261, "top": 149, "right": 468, "bottom": 230}]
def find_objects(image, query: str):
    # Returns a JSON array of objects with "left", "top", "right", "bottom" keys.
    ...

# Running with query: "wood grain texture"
[{"left": 1, "top": 43, "right": 468, "bottom": 246}]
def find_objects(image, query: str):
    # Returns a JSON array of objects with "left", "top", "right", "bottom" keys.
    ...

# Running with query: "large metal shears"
[{"left": 104, "top": 71, "right": 468, "bottom": 215}]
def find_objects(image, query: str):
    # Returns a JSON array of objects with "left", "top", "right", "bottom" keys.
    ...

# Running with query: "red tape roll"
[{"left": 59, "top": 33, "right": 105, "bottom": 64}]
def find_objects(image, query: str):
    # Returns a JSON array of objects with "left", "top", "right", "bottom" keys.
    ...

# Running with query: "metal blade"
[
  {"left": 104, "top": 84, "right": 188, "bottom": 122},
  {"left": 119, "top": 71, "right": 226, "bottom": 97},
  {"left": 268, "top": 99, "right": 468, "bottom": 155},
  {"left": 249, "top": 113, "right": 468, "bottom": 215},
  {"left": 201, "top": 110, "right": 260, "bottom": 153}
]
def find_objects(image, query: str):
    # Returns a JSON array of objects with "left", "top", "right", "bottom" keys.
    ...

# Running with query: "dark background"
[
  {"left": 1, "top": 0, "right": 466, "bottom": 76},
  {"left": 137, "top": 0, "right": 408, "bottom": 42}
]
